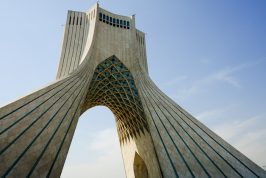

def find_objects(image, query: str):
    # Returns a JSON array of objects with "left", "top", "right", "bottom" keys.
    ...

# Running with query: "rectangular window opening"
[
  {"left": 103, "top": 14, "right": 106, "bottom": 22},
  {"left": 99, "top": 13, "right": 102, "bottom": 21},
  {"left": 69, "top": 16, "right": 72, "bottom": 25},
  {"left": 106, "top": 15, "right": 109, "bottom": 24},
  {"left": 110, "top": 17, "right": 113, "bottom": 25},
  {"left": 120, "top": 20, "right": 123, "bottom": 27},
  {"left": 123, "top": 20, "right": 126, "bottom": 28},
  {"left": 113, "top": 18, "right": 116, "bottom": 26}
]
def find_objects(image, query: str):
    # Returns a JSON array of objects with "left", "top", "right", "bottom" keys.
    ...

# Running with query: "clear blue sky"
[{"left": 0, "top": 0, "right": 265, "bottom": 177}]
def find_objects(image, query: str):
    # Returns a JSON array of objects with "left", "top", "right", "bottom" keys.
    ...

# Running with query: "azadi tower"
[{"left": 0, "top": 3, "right": 265, "bottom": 178}]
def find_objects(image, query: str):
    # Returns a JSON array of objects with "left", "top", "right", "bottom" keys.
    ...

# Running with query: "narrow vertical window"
[
  {"left": 127, "top": 21, "right": 130, "bottom": 29},
  {"left": 120, "top": 20, "right": 123, "bottom": 28},
  {"left": 113, "top": 18, "right": 116, "bottom": 26},
  {"left": 69, "top": 16, "right": 72, "bottom": 25},
  {"left": 106, "top": 15, "right": 109, "bottom": 24},
  {"left": 103, "top": 14, "right": 106, "bottom": 22},
  {"left": 110, "top": 17, "right": 113, "bottom": 25},
  {"left": 76, "top": 17, "right": 79, "bottom": 25},
  {"left": 80, "top": 17, "right": 82, "bottom": 25},
  {"left": 123, "top": 20, "right": 126, "bottom": 28},
  {"left": 99, "top": 13, "right": 102, "bottom": 21},
  {"left": 116, "top": 19, "right": 119, "bottom": 27},
  {"left": 73, "top": 16, "right": 75, "bottom": 25}
]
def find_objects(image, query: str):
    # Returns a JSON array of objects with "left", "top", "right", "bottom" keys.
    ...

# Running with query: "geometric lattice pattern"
[{"left": 83, "top": 56, "right": 149, "bottom": 144}]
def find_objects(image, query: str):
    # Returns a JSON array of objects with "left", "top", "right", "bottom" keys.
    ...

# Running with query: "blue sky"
[{"left": 0, "top": 0, "right": 265, "bottom": 177}]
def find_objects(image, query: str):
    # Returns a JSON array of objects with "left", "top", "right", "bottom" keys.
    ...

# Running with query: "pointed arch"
[
  {"left": 133, "top": 152, "right": 149, "bottom": 178},
  {"left": 82, "top": 56, "right": 149, "bottom": 144}
]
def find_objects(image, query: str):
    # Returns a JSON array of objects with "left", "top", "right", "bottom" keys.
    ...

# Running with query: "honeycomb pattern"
[{"left": 84, "top": 56, "right": 149, "bottom": 144}]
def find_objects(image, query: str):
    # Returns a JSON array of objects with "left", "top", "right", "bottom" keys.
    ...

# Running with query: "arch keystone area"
[{"left": 0, "top": 3, "right": 265, "bottom": 178}]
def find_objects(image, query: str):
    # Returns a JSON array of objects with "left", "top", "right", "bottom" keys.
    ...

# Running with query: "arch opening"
[
  {"left": 61, "top": 106, "right": 126, "bottom": 178},
  {"left": 62, "top": 56, "right": 152, "bottom": 177},
  {"left": 82, "top": 56, "right": 149, "bottom": 144},
  {"left": 134, "top": 152, "right": 149, "bottom": 178}
]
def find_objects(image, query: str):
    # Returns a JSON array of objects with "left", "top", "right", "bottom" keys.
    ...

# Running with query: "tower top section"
[
  {"left": 57, "top": 2, "right": 148, "bottom": 79},
  {"left": 83, "top": 2, "right": 137, "bottom": 30}
]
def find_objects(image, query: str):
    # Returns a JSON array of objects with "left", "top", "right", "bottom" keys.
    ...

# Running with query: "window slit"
[
  {"left": 69, "top": 16, "right": 72, "bottom": 25},
  {"left": 72, "top": 15, "right": 75, "bottom": 25}
]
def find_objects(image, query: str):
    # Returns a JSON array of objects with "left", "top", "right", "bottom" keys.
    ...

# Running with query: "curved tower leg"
[
  {"left": 0, "top": 61, "right": 96, "bottom": 177},
  {"left": 134, "top": 72, "right": 266, "bottom": 177}
]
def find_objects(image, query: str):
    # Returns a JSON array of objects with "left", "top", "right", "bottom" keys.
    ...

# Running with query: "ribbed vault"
[{"left": 82, "top": 56, "right": 149, "bottom": 144}]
